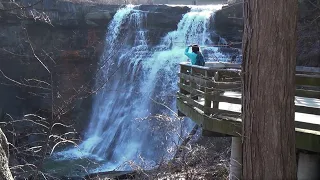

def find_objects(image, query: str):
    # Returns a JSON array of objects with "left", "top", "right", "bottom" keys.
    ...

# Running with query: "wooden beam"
[
  {"left": 177, "top": 99, "right": 320, "bottom": 153},
  {"left": 206, "top": 94, "right": 242, "bottom": 104},
  {"left": 179, "top": 83, "right": 241, "bottom": 104},
  {"left": 177, "top": 93, "right": 204, "bottom": 110},
  {"left": 295, "top": 89, "right": 320, "bottom": 99},
  {"left": 178, "top": 83, "right": 204, "bottom": 97},
  {"left": 296, "top": 74, "right": 320, "bottom": 86},
  {"left": 202, "top": 129, "right": 231, "bottom": 137},
  {"left": 296, "top": 66, "right": 320, "bottom": 74},
  {"left": 179, "top": 73, "right": 242, "bottom": 90},
  {"left": 295, "top": 128, "right": 320, "bottom": 153},
  {"left": 295, "top": 105, "right": 320, "bottom": 115},
  {"left": 180, "top": 63, "right": 320, "bottom": 76},
  {"left": 295, "top": 121, "right": 320, "bottom": 132},
  {"left": 178, "top": 85, "right": 319, "bottom": 115},
  {"left": 177, "top": 92, "right": 241, "bottom": 118},
  {"left": 177, "top": 98, "right": 242, "bottom": 136},
  {"left": 178, "top": 73, "right": 211, "bottom": 87},
  {"left": 191, "top": 67, "right": 207, "bottom": 76}
]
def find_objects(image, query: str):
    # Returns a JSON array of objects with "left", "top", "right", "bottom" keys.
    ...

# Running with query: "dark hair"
[{"left": 191, "top": 45, "right": 200, "bottom": 53}]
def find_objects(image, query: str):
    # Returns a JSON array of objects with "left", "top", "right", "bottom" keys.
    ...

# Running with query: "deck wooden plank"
[
  {"left": 295, "top": 89, "right": 320, "bottom": 99},
  {"left": 177, "top": 99, "right": 320, "bottom": 153},
  {"left": 296, "top": 74, "right": 320, "bottom": 86},
  {"left": 178, "top": 73, "right": 242, "bottom": 90}
]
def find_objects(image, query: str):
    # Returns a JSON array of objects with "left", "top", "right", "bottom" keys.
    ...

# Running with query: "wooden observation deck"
[{"left": 177, "top": 62, "right": 320, "bottom": 153}]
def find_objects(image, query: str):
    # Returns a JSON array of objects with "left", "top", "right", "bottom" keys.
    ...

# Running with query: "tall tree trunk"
[
  {"left": 0, "top": 128, "right": 13, "bottom": 180},
  {"left": 242, "top": 0, "right": 298, "bottom": 179}
]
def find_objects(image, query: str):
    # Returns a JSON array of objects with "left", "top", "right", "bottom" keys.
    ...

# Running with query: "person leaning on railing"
[{"left": 184, "top": 44, "right": 205, "bottom": 66}]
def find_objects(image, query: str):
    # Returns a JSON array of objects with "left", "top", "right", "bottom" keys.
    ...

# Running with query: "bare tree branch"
[
  {"left": 0, "top": 0, "right": 44, "bottom": 12},
  {"left": 0, "top": 69, "right": 51, "bottom": 90}
]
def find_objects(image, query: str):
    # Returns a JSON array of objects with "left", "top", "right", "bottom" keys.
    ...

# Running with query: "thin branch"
[
  {"left": 1, "top": 48, "right": 29, "bottom": 57},
  {"left": 51, "top": 123, "right": 72, "bottom": 130},
  {"left": 42, "top": 49, "right": 56, "bottom": 64},
  {"left": 24, "top": 114, "right": 46, "bottom": 120},
  {"left": 149, "top": 97, "right": 179, "bottom": 118},
  {"left": 24, "top": 78, "right": 51, "bottom": 87},
  {"left": 50, "top": 139, "right": 78, "bottom": 155},
  {"left": 0, "top": 69, "right": 51, "bottom": 90},
  {"left": 0, "top": 0, "right": 44, "bottom": 11},
  {"left": 309, "top": 15, "right": 320, "bottom": 25},
  {"left": 308, "top": 0, "right": 320, "bottom": 10},
  {"left": 26, "top": 34, "right": 50, "bottom": 74},
  {"left": 3, "top": 119, "right": 49, "bottom": 129},
  {"left": 10, "top": 164, "right": 37, "bottom": 170}
]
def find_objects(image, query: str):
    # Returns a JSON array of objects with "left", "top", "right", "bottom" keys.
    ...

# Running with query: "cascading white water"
[{"left": 55, "top": 4, "right": 234, "bottom": 173}]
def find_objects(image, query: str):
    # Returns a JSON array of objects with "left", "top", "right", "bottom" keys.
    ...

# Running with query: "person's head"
[{"left": 191, "top": 45, "right": 200, "bottom": 53}]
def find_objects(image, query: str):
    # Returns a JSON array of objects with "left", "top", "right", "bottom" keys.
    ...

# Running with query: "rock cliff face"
[
  {"left": 212, "top": 3, "right": 243, "bottom": 48},
  {"left": 0, "top": 0, "right": 190, "bottom": 134},
  {"left": 213, "top": 0, "right": 320, "bottom": 67},
  {"left": 297, "top": 0, "right": 320, "bottom": 67}
]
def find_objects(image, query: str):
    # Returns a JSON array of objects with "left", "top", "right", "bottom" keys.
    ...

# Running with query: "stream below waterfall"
[{"left": 44, "top": 4, "right": 241, "bottom": 176}]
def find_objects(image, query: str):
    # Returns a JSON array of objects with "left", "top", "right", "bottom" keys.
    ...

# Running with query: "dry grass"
[{"left": 138, "top": 136, "right": 231, "bottom": 180}]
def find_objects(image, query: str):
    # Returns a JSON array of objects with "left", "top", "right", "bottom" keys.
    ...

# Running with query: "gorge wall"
[
  {"left": 0, "top": 0, "right": 190, "bottom": 135},
  {"left": 213, "top": 0, "right": 320, "bottom": 67}
]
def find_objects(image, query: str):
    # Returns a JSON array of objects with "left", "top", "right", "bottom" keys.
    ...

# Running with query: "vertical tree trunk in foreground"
[
  {"left": 242, "top": 0, "right": 298, "bottom": 179},
  {"left": 0, "top": 128, "right": 13, "bottom": 180}
]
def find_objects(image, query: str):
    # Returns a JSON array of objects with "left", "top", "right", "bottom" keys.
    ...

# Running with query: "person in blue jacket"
[{"left": 184, "top": 44, "right": 205, "bottom": 66}]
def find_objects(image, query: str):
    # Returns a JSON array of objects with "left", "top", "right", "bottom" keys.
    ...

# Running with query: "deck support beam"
[
  {"left": 297, "top": 152, "right": 320, "bottom": 180},
  {"left": 229, "top": 137, "right": 242, "bottom": 180}
]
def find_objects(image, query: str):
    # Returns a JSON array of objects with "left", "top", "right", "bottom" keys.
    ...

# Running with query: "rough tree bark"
[
  {"left": 0, "top": 128, "right": 13, "bottom": 180},
  {"left": 242, "top": 0, "right": 298, "bottom": 179}
]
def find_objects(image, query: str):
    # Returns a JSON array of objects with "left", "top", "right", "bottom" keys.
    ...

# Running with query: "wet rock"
[
  {"left": 212, "top": 1, "right": 320, "bottom": 67},
  {"left": 139, "top": 5, "right": 190, "bottom": 45},
  {"left": 212, "top": 3, "right": 243, "bottom": 47},
  {"left": 0, "top": 2, "right": 4, "bottom": 10},
  {"left": 85, "top": 11, "right": 113, "bottom": 27}
]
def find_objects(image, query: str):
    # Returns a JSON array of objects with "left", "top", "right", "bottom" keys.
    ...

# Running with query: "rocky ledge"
[{"left": 212, "top": 1, "right": 320, "bottom": 67}]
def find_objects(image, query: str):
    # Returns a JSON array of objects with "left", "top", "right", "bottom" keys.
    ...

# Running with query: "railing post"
[
  {"left": 204, "top": 70, "right": 211, "bottom": 115},
  {"left": 179, "top": 64, "right": 188, "bottom": 95},
  {"left": 191, "top": 67, "right": 198, "bottom": 100},
  {"left": 297, "top": 152, "right": 320, "bottom": 180},
  {"left": 178, "top": 64, "right": 188, "bottom": 116},
  {"left": 212, "top": 71, "right": 220, "bottom": 109}
]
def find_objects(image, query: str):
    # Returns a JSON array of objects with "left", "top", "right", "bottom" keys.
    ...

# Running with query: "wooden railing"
[
  {"left": 178, "top": 62, "right": 320, "bottom": 116},
  {"left": 177, "top": 62, "right": 320, "bottom": 152}
]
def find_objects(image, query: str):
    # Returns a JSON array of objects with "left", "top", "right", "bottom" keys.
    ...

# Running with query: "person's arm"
[
  {"left": 184, "top": 46, "right": 194, "bottom": 62},
  {"left": 184, "top": 47, "right": 193, "bottom": 58},
  {"left": 184, "top": 46, "right": 197, "bottom": 65}
]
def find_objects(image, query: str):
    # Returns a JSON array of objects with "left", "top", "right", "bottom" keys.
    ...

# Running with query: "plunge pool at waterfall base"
[
  {"left": 41, "top": 134, "right": 232, "bottom": 179},
  {"left": 42, "top": 149, "right": 161, "bottom": 178},
  {"left": 42, "top": 137, "right": 194, "bottom": 178},
  {"left": 43, "top": 158, "right": 103, "bottom": 178},
  {"left": 43, "top": 155, "right": 152, "bottom": 178}
]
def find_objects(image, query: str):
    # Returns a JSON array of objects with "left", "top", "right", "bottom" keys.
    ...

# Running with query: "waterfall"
[{"left": 55, "top": 4, "right": 233, "bottom": 173}]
